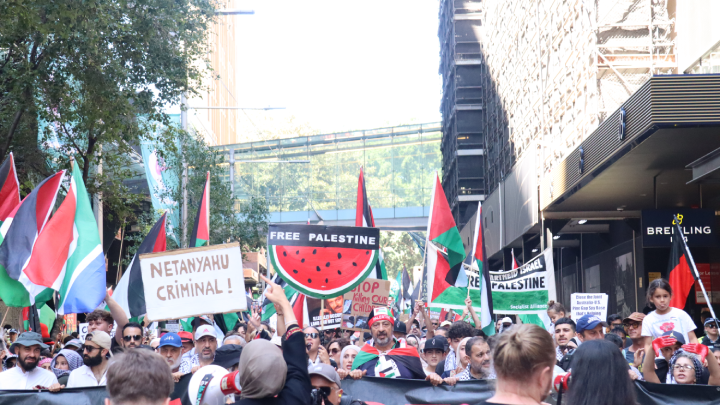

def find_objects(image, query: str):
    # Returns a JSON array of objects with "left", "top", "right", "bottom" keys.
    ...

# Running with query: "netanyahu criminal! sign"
[{"left": 139, "top": 242, "right": 247, "bottom": 321}]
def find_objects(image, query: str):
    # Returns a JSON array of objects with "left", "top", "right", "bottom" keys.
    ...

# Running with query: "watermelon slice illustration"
[{"left": 269, "top": 245, "right": 379, "bottom": 298}]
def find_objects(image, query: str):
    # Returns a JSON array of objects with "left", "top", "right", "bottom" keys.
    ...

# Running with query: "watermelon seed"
[
  {"left": 325, "top": 262, "right": 330, "bottom": 267},
  {"left": 301, "top": 258, "right": 305, "bottom": 263},
  {"left": 293, "top": 269, "right": 298, "bottom": 274},
  {"left": 316, "top": 266, "right": 321, "bottom": 272},
  {"left": 352, "top": 262, "right": 357, "bottom": 266},
  {"left": 308, "top": 278, "right": 312, "bottom": 283},
  {"left": 337, "top": 270, "right": 342, "bottom": 275},
  {"left": 296, "top": 250, "right": 299, "bottom": 255},
  {"left": 337, "top": 253, "right": 342, "bottom": 259},
  {"left": 366, "top": 251, "right": 369, "bottom": 255},
  {"left": 283, "top": 251, "right": 287, "bottom": 257},
  {"left": 313, "top": 249, "right": 317, "bottom": 254},
  {"left": 325, "top": 278, "right": 329, "bottom": 283}
]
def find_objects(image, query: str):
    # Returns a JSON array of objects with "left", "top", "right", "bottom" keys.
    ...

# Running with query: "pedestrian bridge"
[{"left": 212, "top": 123, "right": 442, "bottom": 231}]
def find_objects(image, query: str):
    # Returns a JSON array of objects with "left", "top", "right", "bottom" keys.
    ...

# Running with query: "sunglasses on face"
[
  {"left": 624, "top": 322, "right": 640, "bottom": 328},
  {"left": 305, "top": 333, "right": 319, "bottom": 339},
  {"left": 123, "top": 334, "right": 143, "bottom": 342},
  {"left": 707, "top": 324, "right": 718, "bottom": 329},
  {"left": 83, "top": 345, "right": 101, "bottom": 353}
]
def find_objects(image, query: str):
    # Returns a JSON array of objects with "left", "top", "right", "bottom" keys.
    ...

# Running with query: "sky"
[{"left": 233, "top": 0, "right": 442, "bottom": 134}]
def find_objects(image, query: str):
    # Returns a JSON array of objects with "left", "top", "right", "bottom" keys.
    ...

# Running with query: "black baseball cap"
[
  {"left": 394, "top": 320, "right": 407, "bottom": 335},
  {"left": 661, "top": 330, "right": 686, "bottom": 345},
  {"left": 424, "top": 336, "right": 448, "bottom": 352}
]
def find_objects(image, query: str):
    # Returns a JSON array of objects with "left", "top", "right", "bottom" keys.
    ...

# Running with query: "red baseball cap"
[{"left": 178, "top": 331, "right": 193, "bottom": 342}]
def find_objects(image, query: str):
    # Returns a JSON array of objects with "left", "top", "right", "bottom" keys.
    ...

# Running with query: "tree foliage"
[
  {"left": 380, "top": 231, "right": 423, "bottom": 281},
  {"left": 0, "top": 0, "right": 218, "bottom": 218}
]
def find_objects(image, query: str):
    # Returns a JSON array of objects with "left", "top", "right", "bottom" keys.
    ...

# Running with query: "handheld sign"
[
  {"left": 342, "top": 279, "right": 391, "bottom": 331},
  {"left": 268, "top": 224, "right": 380, "bottom": 299},
  {"left": 139, "top": 242, "right": 246, "bottom": 322}
]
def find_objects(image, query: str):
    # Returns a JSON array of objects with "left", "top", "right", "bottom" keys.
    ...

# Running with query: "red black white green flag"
[
  {"left": 0, "top": 152, "right": 20, "bottom": 225},
  {"left": 668, "top": 217, "right": 700, "bottom": 309},
  {"left": 190, "top": 172, "right": 210, "bottom": 248},
  {"left": 355, "top": 167, "right": 387, "bottom": 280},
  {"left": 351, "top": 342, "right": 425, "bottom": 379}
]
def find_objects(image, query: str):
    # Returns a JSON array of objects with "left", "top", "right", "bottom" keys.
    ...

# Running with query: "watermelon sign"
[{"left": 268, "top": 224, "right": 380, "bottom": 298}]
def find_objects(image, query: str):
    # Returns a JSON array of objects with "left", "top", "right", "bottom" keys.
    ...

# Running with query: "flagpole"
[{"left": 674, "top": 216, "right": 719, "bottom": 325}]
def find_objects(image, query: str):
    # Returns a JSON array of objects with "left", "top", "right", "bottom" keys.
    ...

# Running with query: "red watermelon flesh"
[{"left": 271, "top": 245, "right": 377, "bottom": 298}]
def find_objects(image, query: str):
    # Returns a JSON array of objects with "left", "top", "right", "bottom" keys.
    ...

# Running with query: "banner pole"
[
  {"left": 0, "top": 307, "right": 9, "bottom": 329},
  {"left": 674, "top": 216, "right": 718, "bottom": 325}
]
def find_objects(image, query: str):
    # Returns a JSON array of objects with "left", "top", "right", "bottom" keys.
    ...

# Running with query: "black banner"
[
  {"left": 268, "top": 224, "right": 380, "bottom": 249},
  {"left": 2, "top": 378, "right": 720, "bottom": 404},
  {"left": 642, "top": 209, "right": 716, "bottom": 247}
]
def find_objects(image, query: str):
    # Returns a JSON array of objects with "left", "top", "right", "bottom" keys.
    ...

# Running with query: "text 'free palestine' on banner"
[{"left": 489, "top": 248, "right": 557, "bottom": 314}]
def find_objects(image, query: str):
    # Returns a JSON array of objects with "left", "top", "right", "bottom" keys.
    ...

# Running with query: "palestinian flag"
[
  {"left": 355, "top": 168, "right": 386, "bottom": 280},
  {"left": 668, "top": 215, "right": 699, "bottom": 309},
  {"left": 0, "top": 171, "right": 64, "bottom": 307},
  {"left": 471, "top": 205, "right": 495, "bottom": 335},
  {"left": 351, "top": 343, "right": 425, "bottom": 379},
  {"left": 427, "top": 173, "right": 465, "bottom": 281},
  {"left": 113, "top": 213, "right": 167, "bottom": 318},
  {"left": 189, "top": 172, "right": 210, "bottom": 248},
  {"left": 0, "top": 152, "right": 20, "bottom": 226}
]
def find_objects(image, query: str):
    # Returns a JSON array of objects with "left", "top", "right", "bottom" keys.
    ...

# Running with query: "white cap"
[
  {"left": 195, "top": 324, "right": 217, "bottom": 341},
  {"left": 501, "top": 317, "right": 512, "bottom": 324}
]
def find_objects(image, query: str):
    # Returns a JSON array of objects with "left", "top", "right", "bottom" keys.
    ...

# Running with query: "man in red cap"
[{"left": 348, "top": 307, "right": 428, "bottom": 381}]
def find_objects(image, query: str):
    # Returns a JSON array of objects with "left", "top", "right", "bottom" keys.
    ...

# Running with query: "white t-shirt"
[
  {"left": 0, "top": 366, "right": 58, "bottom": 389},
  {"left": 66, "top": 364, "right": 107, "bottom": 387},
  {"left": 641, "top": 307, "right": 696, "bottom": 343}
]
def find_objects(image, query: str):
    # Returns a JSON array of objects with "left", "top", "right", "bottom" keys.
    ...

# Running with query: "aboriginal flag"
[{"left": 668, "top": 219, "right": 698, "bottom": 310}]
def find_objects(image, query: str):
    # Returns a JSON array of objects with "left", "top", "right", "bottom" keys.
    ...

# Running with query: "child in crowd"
[{"left": 641, "top": 278, "right": 697, "bottom": 344}]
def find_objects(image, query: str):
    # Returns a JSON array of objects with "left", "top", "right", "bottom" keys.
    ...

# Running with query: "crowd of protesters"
[{"left": 0, "top": 275, "right": 718, "bottom": 404}]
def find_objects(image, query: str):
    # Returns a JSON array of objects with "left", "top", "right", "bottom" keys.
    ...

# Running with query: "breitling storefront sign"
[{"left": 642, "top": 209, "right": 717, "bottom": 247}]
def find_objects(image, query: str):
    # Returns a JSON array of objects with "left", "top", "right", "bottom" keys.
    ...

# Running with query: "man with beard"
[
  {"left": 178, "top": 325, "right": 217, "bottom": 374},
  {"left": 349, "top": 307, "right": 426, "bottom": 380},
  {"left": 447, "top": 337, "right": 494, "bottom": 383},
  {"left": 120, "top": 322, "right": 144, "bottom": 349},
  {"left": 66, "top": 331, "right": 112, "bottom": 387},
  {"left": 158, "top": 333, "right": 183, "bottom": 382},
  {"left": 0, "top": 332, "right": 58, "bottom": 389}
]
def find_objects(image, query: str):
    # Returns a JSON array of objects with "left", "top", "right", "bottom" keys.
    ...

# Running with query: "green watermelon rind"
[{"left": 269, "top": 245, "right": 379, "bottom": 299}]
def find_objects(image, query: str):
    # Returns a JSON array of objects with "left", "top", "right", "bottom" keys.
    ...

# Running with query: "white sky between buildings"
[{"left": 233, "top": 0, "right": 442, "bottom": 136}]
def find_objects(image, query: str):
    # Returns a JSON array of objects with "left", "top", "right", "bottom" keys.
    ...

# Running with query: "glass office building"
[{"left": 213, "top": 123, "right": 442, "bottom": 224}]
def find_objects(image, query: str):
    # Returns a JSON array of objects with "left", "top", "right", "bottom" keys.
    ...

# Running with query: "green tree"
[
  {"left": 0, "top": 0, "right": 218, "bottom": 218},
  {"left": 163, "top": 130, "right": 270, "bottom": 251},
  {"left": 380, "top": 231, "right": 424, "bottom": 281}
]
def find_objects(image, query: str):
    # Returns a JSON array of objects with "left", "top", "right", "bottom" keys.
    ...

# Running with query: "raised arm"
[
  {"left": 421, "top": 302, "right": 435, "bottom": 339},
  {"left": 105, "top": 290, "right": 129, "bottom": 345},
  {"left": 465, "top": 297, "right": 481, "bottom": 330}
]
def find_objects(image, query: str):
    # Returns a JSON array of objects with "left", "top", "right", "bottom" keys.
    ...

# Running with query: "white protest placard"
[
  {"left": 139, "top": 242, "right": 247, "bottom": 322},
  {"left": 79, "top": 323, "right": 89, "bottom": 342},
  {"left": 571, "top": 293, "right": 608, "bottom": 321}
]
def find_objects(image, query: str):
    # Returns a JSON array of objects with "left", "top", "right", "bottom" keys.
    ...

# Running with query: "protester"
[
  {"left": 7, "top": 329, "right": 18, "bottom": 343},
  {"left": 446, "top": 336, "right": 494, "bottom": 384},
  {"left": 642, "top": 331, "right": 720, "bottom": 385},
  {"left": 393, "top": 320, "right": 408, "bottom": 340},
  {"left": 3, "top": 354, "right": 17, "bottom": 370},
  {"left": 349, "top": 307, "right": 426, "bottom": 380},
  {"left": 326, "top": 338, "right": 350, "bottom": 366},
  {"left": 565, "top": 339, "right": 637, "bottom": 405},
  {"left": 51, "top": 349, "right": 83, "bottom": 386},
  {"left": 150, "top": 338, "right": 161, "bottom": 352},
  {"left": 622, "top": 312, "right": 646, "bottom": 367},
  {"left": 484, "top": 324, "right": 555, "bottom": 405},
  {"left": 178, "top": 331, "right": 194, "bottom": 362},
  {"left": 236, "top": 274, "right": 311, "bottom": 404},
  {"left": 434, "top": 326, "right": 449, "bottom": 338},
  {"left": 554, "top": 317, "right": 578, "bottom": 367},
  {"left": 121, "top": 322, "right": 144, "bottom": 349},
  {"left": 224, "top": 331, "right": 246, "bottom": 347},
  {"left": 157, "top": 332, "right": 183, "bottom": 381},
  {"left": 641, "top": 278, "right": 698, "bottom": 343},
  {"left": 576, "top": 314, "right": 606, "bottom": 342},
  {"left": 406, "top": 334, "right": 419, "bottom": 350},
  {"left": 66, "top": 330, "right": 112, "bottom": 387},
  {"left": 306, "top": 326, "right": 330, "bottom": 367},
  {"left": 606, "top": 314, "right": 623, "bottom": 334},
  {"left": 605, "top": 333, "right": 642, "bottom": 380},
  {"left": 64, "top": 338, "right": 83, "bottom": 354},
  {"left": 0, "top": 332, "right": 59, "bottom": 389},
  {"left": 87, "top": 291, "right": 129, "bottom": 348},
  {"left": 106, "top": 349, "right": 173, "bottom": 405},
  {"left": 337, "top": 345, "right": 360, "bottom": 379},
  {"left": 498, "top": 317, "right": 513, "bottom": 334},
  {"left": 421, "top": 336, "right": 448, "bottom": 376},
  {"left": 439, "top": 321, "right": 475, "bottom": 375},
  {"left": 179, "top": 324, "right": 218, "bottom": 374},
  {"left": 212, "top": 344, "right": 243, "bottom": 372},
  {"left": 308, "top": 363, "right": 344, "bottom": 405},
  {"left": 713, "top": 348, "right": 720, "bottom": 367},
  {"left": 441, "top": 336, "right": 470, "bottom": 379},
  {"left": 700, "top": 318, "right": 720, "bottom": 350},
  {"left": 546, "top": 301, "right": 568, "bottom": 328}
]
